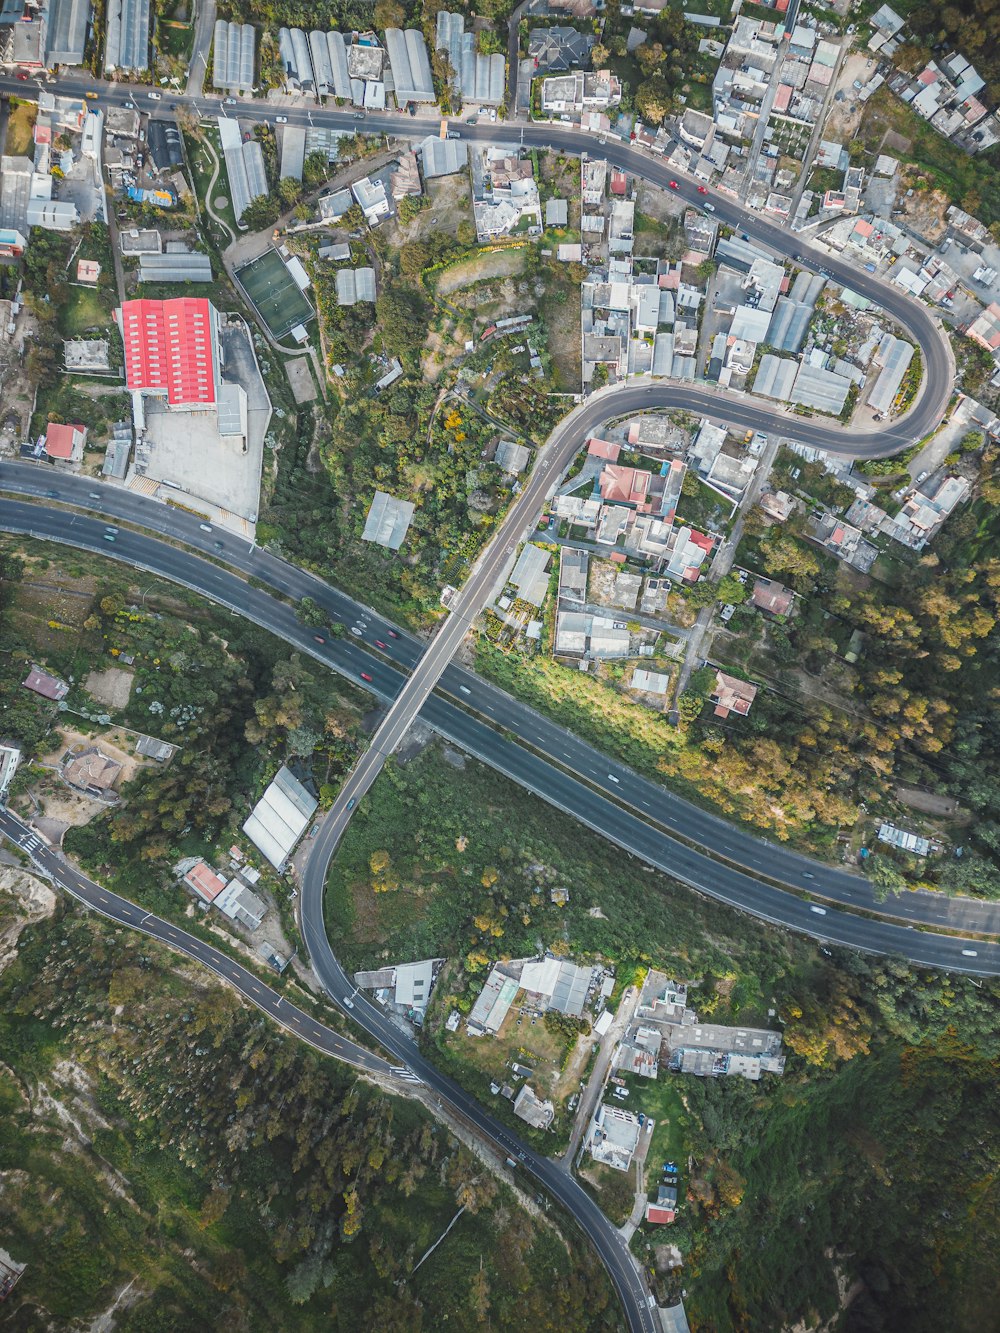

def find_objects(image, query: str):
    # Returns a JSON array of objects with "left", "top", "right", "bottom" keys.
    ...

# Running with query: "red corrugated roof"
[
  {"left": 44, "top": 422, "right": 85, "bottom": 459},
  {"left": 118, "top": 297, "right": 218, "bottom": 406},
  {"left": 645, "top": 1204, "right": 675, "bottom": 1224},
  {"left": 588, "top": 437, "right": 621, "bottom": 461},
  {"left": 610, "top": 170, "right": 627, "bottom": 196},
  {"left": 185, "top": 861, "right": 226, "bottom": 902},
  {"left": 773, "top": 84, "right": 792, "bottom": 113}
]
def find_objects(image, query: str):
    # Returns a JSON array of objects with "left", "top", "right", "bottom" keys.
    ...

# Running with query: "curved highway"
[
  {"left": 0, "top": 807, "right": 393, "bottom": 1075},
  {"left": 0, "top": 67, "right": 966, "bottom": 1333},
  {"left": 3, "top": 474, "right": 997, "bottom": 940},
  {"left": 4, "top": 499, "right": 996, "bottom": 973}
]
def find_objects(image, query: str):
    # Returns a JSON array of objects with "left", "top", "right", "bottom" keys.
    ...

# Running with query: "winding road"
[{"left": 0, "top": 66, "right": 971, "bottom": 1333}]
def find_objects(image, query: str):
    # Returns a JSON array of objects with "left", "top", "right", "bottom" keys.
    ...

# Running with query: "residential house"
[
  {"left": 43, "top": 421, "right": 86, "bottom": 464},
  {"left": 22, "top": 665, "right": 68, "bottom": 700},
  {"left": 527, "top": 26, "right": 594, "bottom": 73},
  {"left": 646, "top": 1185, "right": 678, "bottom": 1224},
  {"left": 751, "top": 578, "right": 793, "bottom": 617},
  {"left": 62, "top": 747, "right": 121, "bottom": 797},
  {"left": 711, "top": 670, "right": 757, "bottom": 719},
  {"left": 351, "top": 175, "right": 390, "bottom": 224},
  {"left": 513, "top": 1084, "right": 556, "bottom": 1130},
  {"left": 541, "top": 69, "right": 621, "bottom": 115}
]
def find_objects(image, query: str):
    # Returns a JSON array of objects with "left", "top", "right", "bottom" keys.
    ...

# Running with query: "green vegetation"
[
  {"left": 855, "top": 86, "right": 1000, "bottom": 229},
  {"left": 322, "top": 735, "right": 1000, "bottom": 1331},
  {"left": 0, "top": 904, "right": 619, "bottom": 1330}
]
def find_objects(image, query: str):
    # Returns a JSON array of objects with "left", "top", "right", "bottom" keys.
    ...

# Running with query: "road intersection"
[{"left": 0, "top": 63, "right": 971, "bottom": 1331}]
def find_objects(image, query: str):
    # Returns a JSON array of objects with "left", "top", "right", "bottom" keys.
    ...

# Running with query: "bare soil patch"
[
  {"left": 436, "top": 247, "right": 528, "bottom": 297},
  {"left": 283, "top": 357, "right": 317, "bottom": 404},
  {"left": 83, "top": 665, "right": 135, "bottom": 710}
]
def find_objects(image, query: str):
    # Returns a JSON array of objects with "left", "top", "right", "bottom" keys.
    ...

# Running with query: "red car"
[
  {"left": 374, "top": 639, "right": 387, "bottom": 649},
  {"left": 313, "top": 635, "right": 326, "bottom": 644},
  {"left": 388, "top": 630, "right": 400, "bottom": 639},
  {"left": 360, "top": 672, "right": 373, "bottom": 683},
  {"left": 668, "top": 180, "right": 679, "bottom": 190},
  {"left": 697, "top": 185, "right": 708, "bottom": 194}
]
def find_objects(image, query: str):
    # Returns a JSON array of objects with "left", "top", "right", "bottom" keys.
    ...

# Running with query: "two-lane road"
[{"left": 0, "top": 807, "right": 392, "bottom": 1074}]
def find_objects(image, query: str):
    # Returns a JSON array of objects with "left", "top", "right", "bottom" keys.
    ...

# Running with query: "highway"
[
  {"left": 4, "top": 468, "right": 998, "bottom": 941},
  {"left": 0, "top": 67, "right": 965, "bottom": 1332},
  {"left": 0, "top": 806, "right": 393, "bottom": 1076},
  {"left": 4, "top": 498, "right": 997, "bottom": 975}
]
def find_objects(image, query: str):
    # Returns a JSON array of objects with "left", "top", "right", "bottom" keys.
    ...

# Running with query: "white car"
[
  {"left": 147, "top": 91, "right": 161, "bottom": 100},
  {"left": 809, "top": 905, "right": 827, "bottom": 916},
  {"left": 276, "top": 115, "right": 288, "bottom": 123}
]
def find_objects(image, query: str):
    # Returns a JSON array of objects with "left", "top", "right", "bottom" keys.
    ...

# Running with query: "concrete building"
[
  {"left": 467, "top": 962, "right": 520, "bottom": 1035},
  {"left": 588, "top": 1103, "right": 641, "bottom": 1171},
  {"left": 513, "top": 1084, "right": 555, "bottom": 1130}
]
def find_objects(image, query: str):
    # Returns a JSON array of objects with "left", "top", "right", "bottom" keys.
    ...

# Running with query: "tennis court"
[{"left": 235, "top": 249, "right": 314, "bottom": 341}]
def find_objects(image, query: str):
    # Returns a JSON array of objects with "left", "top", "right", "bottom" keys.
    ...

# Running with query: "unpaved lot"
[
  {"left": 436, "top": 246, "right": 527, "bottom": 297},
  {"left": 84, "top": 666, "right": 135, "bottom": 710}
]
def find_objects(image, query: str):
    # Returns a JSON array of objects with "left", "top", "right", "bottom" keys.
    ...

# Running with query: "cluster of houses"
[
  {"left": 465, "top": 954, "right": 608, "bottom": 1036},
  {"left": 869, "top": 5, "right": 1000, "bottom": 154},
  {"left": 182, "top": 855, "right": 269, "bottom": 933},
  {"left": 278, "top": 26, "right": 435, "bottom": 111}
]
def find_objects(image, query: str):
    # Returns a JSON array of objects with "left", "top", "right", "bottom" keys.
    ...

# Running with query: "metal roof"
[
  {"left": 362, "top": 490, "right": 415, "bottom": 549},
  {"left": 104, "top": 0, "right": 150, "bottom": 72},
  {"left": 335, "top": 267, "right": 376, "bottom": 305},
  {"left": 790, "top": 361, "right": 852, "bottom": 414},
  {"left": 419, "top": 135, "right": 468, "bottom": 177},
  {"left": 242, "top": 765, "right": 317, "bottom": 869},
  {"left": 753, "top": 354, "right": 797, "bottom": 401},
  {"left": 766, "top": 297, "right": 812, "bottom": 352},
  {"left": 138, "top": 252, "right": 213, "bottom": 283},
  {"left": 326, "top": 31, "right": 353, "bottom": 99}
]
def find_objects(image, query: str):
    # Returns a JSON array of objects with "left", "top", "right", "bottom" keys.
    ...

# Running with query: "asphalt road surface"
[
  {"left": 3, "top": 470, "right": 998, "bottom": 940},
  {"left": 4, "top": 499, "right": 996, "bottom": 977},
  {"left": 0, "top": 68, "right": 963, "bottom": 1332},
  {"left": 0, "top": 806, "right": 392, "bottom": 1075}
]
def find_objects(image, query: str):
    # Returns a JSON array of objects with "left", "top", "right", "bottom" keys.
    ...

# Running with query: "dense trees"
[{"left": 0, "top": 912, "right": 619, "bottom": 1330}]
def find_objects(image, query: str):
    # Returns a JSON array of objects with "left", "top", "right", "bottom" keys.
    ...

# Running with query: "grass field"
[
  {"left": 234, "top": 249, "right": 314, "bottom": 341},
  {"left": 58, "top": 285, "right": 112, "bottom": 338},
  {"left": 5, "top": 101, "right": 36, "bottom": 155}
]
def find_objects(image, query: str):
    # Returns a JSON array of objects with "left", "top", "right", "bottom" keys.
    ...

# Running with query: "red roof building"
[
  {"left": 645, "top": 1202, "right": 676, "bottom": 1224},
  {"left": 184, "top": 861, "right": 227, "bottom": 902},
  {"left": 22, "top": 666, "right": 69, "bottom": 700},
  {"left": 116, "top": 298, "right": 220, "bottom": 407},
  {"left": 588, "top": 437, "right": 622, "bottom": 462},
  {"left": 610, "top": 169, "right": 627, "bottom": 197},
  {"left": 44, "top": 422, "right": 87, "bottom": 461},
  {"left": 599, "top": 464, "right": 651, "bottom": 507}
]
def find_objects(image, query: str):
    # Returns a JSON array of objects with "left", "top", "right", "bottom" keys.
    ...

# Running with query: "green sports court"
[{"left": 234, "top": 249, "right": 314, "bottom": 341}]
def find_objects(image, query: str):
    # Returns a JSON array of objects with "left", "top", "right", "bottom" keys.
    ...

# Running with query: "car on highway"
[
  {"left": 313, "top": 635, "right": 326, "bottom": 644},
  {"left": 45, "top": 489, "right": 59, "bottom": 497},
  {"left": 199, "top": 523, "right": 212, "bottom": 532},
  {"left": 214, "top": 540, "right": 224, "bottom": 550},
  {"left": 105, "top": 526, "right": 118, "bottom": 534},
  {"left": 353, "top": 112, "right": 366, "bottom": 119},
  {"left": 224, "top": 97, "right": 237, "bottom": 105},
  {"left": 346, "top": 797, "right": 355, "bottom": 810},
  {"left": 276, "top": 115, "right": 288, "bottom": 123},
  {"left": 608, "top": 774, "right": 620, "bottom": 783},
  {"left": 360, "top": 671, "right": 373, "bottom": 682},
  {"left": 342, "top": 994, "right": 355, "bottom": 1009},
  {"left": 810, "top": 905, "right": 827, "bottom": 915},
  {"left": 103, "top": 533, "right": 116, "bottom": 542},
  {"left": 697, "top": 185, "right": 708, "bottom": 194},
  {"left": 459, "top": 685, "right": 471, "bottom": 695},
  {"left": 703, "top": 203, "right": 716, "bottom": 212},
  {"left": 350, "top": 625, "right": 363, "bottom": 636},
  {"left": 961, "top": 949, "right": 978, "bottom": 957},
  {"left": 668, "top": 180, "right": 679, "bottom": 189},
  {"left": 374, "top": 639, "right": 387, "bottom": 648},
  {"left": 88, "top": 491, "right": 100, "bottom": 500},
  {"left": 388, "top": 629, "right": 399, "bottom": 638},
  {"left": 85, "top": 90, "right": 98, "bottom": 99},
  {"left": 147, "top": 91, "right": 161, "bottom": 100}
]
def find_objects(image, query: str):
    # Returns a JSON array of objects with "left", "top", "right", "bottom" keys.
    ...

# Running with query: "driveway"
[
  {"left": 563, "top": 984, "right": 641, "bottom": 1170},
  {"left": 186, "top": 0, "right": 216, "bottom": 97}
]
